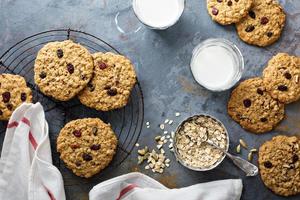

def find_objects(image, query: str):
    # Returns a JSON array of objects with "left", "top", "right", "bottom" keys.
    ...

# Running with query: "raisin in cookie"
[
  {"left": 259, "top": 135, "right": 300, "bottom": 196},
  {"left": 78, "top": 52, "right": 137, "bottom": 111},
  {"left": 263, "top": 53, "right": 300, "bottom": 104},
  {"left": 34, "top": 40, "right": 94, "bottom": 101},
  {"left": 0, "top": 74, "right": 32, "bottom": 120},
  {"left": 228, "top": 78, "right": 284, "bottom": 134},
  {"left": 236, "top": 0, "right": 286, "bottom": 47},
  {"left": 207, "top": 0, "right": 253, "bottom": 25},
  {"left": 57, "top": 118, "right": 118, "bottom": 178}
]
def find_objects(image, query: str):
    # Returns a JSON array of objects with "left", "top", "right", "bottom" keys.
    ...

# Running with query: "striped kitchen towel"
[
  {"left": 0, "top": 103, "right": 65, "bottom": 200},
  {"left": 89, "top": 172, "right": 243, "bottom": 200}
]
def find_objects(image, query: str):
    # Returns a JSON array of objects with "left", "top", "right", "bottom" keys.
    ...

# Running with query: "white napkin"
[
  {"left": 89, "top": 172, "right": 243, "bottom": 200},
  {"left": 0, "top": 103, "right": 66, "bottom": 200}
]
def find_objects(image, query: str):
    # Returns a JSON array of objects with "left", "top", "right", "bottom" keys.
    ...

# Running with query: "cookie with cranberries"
[
  {"left": 0, "top": 74, "right": 32, "bottom": 120},
  {"left": 228, "top": 77, "right": 284, "bottom": 133},
  {"left": 57, "top": 118, "right": 118, "bottom": 178}
]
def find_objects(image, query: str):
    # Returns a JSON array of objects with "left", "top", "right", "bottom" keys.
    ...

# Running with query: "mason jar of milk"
[
  {"left": 190, "top": 39, "right": 244, "bottom": 91},
  {"left": 132, "top": 0, "right": 185, "bottom": 30}
]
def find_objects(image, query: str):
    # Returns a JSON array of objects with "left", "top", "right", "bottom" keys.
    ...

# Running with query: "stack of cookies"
[
  {"left": 207, "top": 0, "right": 286, "bottom": 47},
  {"left": 33, "top": 40, "right": 138, "bottom": 177},
  {"left": 228, "top": 53, "right": 300, "bottom": 134}
]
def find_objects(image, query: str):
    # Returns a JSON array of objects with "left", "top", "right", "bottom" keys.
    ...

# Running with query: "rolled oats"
[{"left": 175, "top": 115, "right": 228, "bottom": 169}]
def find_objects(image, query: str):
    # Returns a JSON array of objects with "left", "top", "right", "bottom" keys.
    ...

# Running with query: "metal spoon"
[{"left": 203, "top": 136, "right": 259, "bottom": 176}]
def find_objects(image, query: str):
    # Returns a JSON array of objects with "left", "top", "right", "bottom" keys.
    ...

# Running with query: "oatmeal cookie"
[
  {"left": 236, "top": 0, "right": 286, "bottom": 47},
  {"left": 263, "top": 53, "right": 300, "bottom": 104},
  {"left": 207, "top": 0, "right": 253, "bottom": 25},
  {"left": 34, "top": 40, "right": 94, "bottom": 101},
  {"left": 0, "top": 74, "right": 32, "bottom": 120},
  {"left": 228, "top": 77, "right": 285, "bottom": 133},
  {"left": 259, "top": 135, "right": 300, "bottom": 196},
  {"left": 78, "top": 52, "right": 137, "bottom": 111},
  {"left": 57, "top": 118, "right": 118, "bottom": 178}
]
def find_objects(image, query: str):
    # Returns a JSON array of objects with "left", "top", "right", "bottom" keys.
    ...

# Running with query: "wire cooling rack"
[{"left": 0, "top": 29, "right": 144, "bottom": 180}]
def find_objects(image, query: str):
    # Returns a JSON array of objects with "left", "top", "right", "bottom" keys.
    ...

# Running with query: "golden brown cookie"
[
  {"left": 263, "top": 53, "right": 300, "bottom": 104},
  {"left": 207, "top": 0, "right": 253, "bottom": 25},
  {"left": 228, "top": 78, "right": 285, "bottom": 133},
  {"left": 0, "top": 74, "right": 32, "bottom": 120},
  {"left": 78, "top": 52, "right": 137, "bottom": 111},
  {"left": 259, "top": 135, "right": 300, "bottom": 196},
  {"left": 57, "top": 118, "right": 118, "bottom": 178},
  {"left": 34, "top": 40, "right": 94, "bottom": 101},
  {"left": 236, "top": 0, "right": 286, "bottom": 47}
]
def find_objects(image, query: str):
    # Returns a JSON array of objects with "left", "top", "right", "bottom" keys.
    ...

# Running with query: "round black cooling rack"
[{"left": 0, "top": 29, "right": 144, "bottom": 179}]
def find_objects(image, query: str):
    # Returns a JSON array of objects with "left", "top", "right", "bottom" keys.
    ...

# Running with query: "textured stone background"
[{"left": 0, "top": 0, "right": 299, "bottom": 199}]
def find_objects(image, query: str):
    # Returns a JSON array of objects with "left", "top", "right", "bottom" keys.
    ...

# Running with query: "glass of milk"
[
  {"left": 190, "top": 38, "right": 244, "bottom": 92},
  {"left": 132, "top": 0, "right": 185, "bottom": 30}
]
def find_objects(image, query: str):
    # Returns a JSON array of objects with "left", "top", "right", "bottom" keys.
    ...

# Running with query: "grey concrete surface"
[{"left": 0, "top": 0, "right": 300, "bottom": 199}]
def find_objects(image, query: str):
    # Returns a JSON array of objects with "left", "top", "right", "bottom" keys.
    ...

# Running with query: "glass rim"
[
  {"left": 132, "top": 0, "right": 185, "bottom": 30},
  {"left": 190, "top": 38, "right": 244, "bottom": 92}
]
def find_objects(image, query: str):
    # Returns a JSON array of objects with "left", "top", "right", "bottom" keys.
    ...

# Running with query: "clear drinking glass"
[{"left": 190, "top": 38, "right": 244, "bottom": 92}]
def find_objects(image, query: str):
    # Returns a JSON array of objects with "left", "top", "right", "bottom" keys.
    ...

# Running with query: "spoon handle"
[
  {"left": 206, "top": 140, "right": 259, "bottom": 176},
  {"left": 226, "top": 153, "right": 259, "bottom": 176}
]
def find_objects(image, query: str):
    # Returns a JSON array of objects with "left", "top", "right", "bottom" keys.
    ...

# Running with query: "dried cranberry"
[
  {"left": 257, "top": 88, "right": 264, "bottom": 95},
  {"left": 82, "top": 153, "right": 93, "bottom": 161},
  {"left": 99, "top": 62, "right": 107, "bottom": 70},
  {"left": 227, "top": 1, "right": 232, "bottom": 6},
  {"left": 217, "top": 0, "right": 222, "bottom": 2},
  {"left": 107, "top": 88, "right": 117, "bottom": 96},
  {"left": 21, "top": 93, "right": 27, "bottom": 102},
  {"left": 212, "top": 7, "right": 219, "bottom": 15},
  {"left": 267, "top": 32, "right": 273, "bottom": 38},
  {"left": 264, "top": 161, "right": 273, "bottom": 168},
  {"left": 90, "top": 144, "right": 100, "bottom": 150},
  {"left": 39, "top": 72, "right": 47, "bottom": 79},
  {"left": 243, "top": 99, "right": 251, "bottom": 108},
  {"left": 278, "top": 85, "right": 288, "bottom": 91},
  {"left": 0, "top": 110, "right": 2, "bottom": 115},
  {"left": 67, "top": 63, "right": 74, "bottom": 74},
  {"left": 2, "top": 92, "right": 10, "bottom": 103},
  {"left": 57, "top": 49, "right": 64, "bottom": 58},
  {"left": 6, "top": 104, "right": 13, "bottom": 111},
  {"left": 260, "top": 118, "right": 267, "bottom": 122},
  {"left": 73, "top": 130, "right": 81, "bottom": 137},
  {"left": 245, "top": 25, "right": 255, "bottom": 32},
  {"left": 284, "top": 72, "right": 292, "bottom": 80},
  {"left": 292, "top": 154, "right": 299, "bottom": 163},
  {"left": 260, "top": 17, "right": 269, "bottom": 25},
  {"left": 249, "top": 11, "right": 256, "bottom": 19}
]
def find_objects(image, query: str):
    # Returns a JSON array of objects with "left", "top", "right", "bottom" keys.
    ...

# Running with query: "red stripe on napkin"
[
  {"left": 7, "top": 121, "right": 19, "bottom": 128},
  {"left": 28, "top": 131, "right": 38, "bottom": 150},
  {"left": 116, "top": 184, "right": 138, "bottom": 200},
  {"left": 21, "top": 117, "right": 31, "bottom": 126},
  {"left": 45, "top": 186, "right": 56, "bottom": 200},
  {"left": 21, "top": 117, "right": 38, "bottom": 150}
]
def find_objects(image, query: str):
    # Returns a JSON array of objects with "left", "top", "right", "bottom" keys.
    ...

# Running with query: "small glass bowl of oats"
[{"left": 173, "top": 114, "right": 229, "bottom": 171}]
